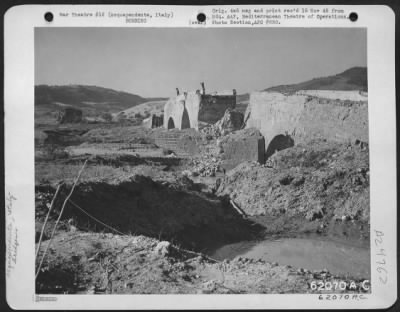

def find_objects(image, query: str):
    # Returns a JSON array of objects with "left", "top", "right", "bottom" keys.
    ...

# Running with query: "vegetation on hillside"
[{"left": 35, "top": 85, "right": 167, "bottom": 115}]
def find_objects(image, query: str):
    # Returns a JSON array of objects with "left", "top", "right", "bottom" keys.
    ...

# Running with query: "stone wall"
[
  {"left": 143, "top": 114, "right": 164, "bottom": 128},
  {"left": 198, "top": 95, "right": 236, "bottom": 125},
  {"left": 220, "top": 128, "right": 265, "bottom": 171},
  {"left": 164, "top": 92, "right": 201, "bottom": 130},
  {"left": 245, "top": 91, "right": 368, "bottom": 156},
  {"left": 295, "top": 90, "right": 368, "bottom": 102},
  {"left": 153, "top": 129, "right": 201, "bottom": 157}
]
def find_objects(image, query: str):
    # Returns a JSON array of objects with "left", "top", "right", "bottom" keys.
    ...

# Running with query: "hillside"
[
  {"left": 35, "top": 85, "right": 167, "bottom": 114},
  {"left": 115, "top": 100, "right": 167, "bottom": 120},
  {"left": 264, "top": 67, "right": 367, "bottom": 94}
]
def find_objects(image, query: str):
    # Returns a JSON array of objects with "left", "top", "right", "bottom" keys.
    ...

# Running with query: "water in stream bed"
[{"left": 211, "top": 237, "right": 370, "bottom": 278}]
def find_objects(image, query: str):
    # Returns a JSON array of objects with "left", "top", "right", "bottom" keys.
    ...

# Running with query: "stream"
[{"left": 211, "top": 236, "right": 370, "bottom": 278}]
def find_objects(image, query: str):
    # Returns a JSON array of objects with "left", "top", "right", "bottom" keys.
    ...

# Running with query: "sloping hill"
[
  {"left": 115, "top": 100, "right": 167, "bottom": 120},
  {"left": 264, "top": 67, "right": 367, "bottom": 94},
  {"left": 35, "top": 85, "right": 167, "bottom": 114}
]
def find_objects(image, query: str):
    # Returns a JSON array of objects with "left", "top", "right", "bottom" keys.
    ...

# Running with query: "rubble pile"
[
  {"left": 188, "top": 154, "right": 222, "bottom": 177},
  {"left": 185, "top": 152, "right": 216, "bottom": 178},
  {"left": 216, "top": 139, "right": 370, "bottom": 230},
  {"left": 201, "top": 108, "right": 244, "bottom": 138}
]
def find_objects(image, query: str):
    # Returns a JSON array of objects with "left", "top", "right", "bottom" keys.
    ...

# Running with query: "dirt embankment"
[
  {"left": 36, "top": 174, "right": 263, "bottom": 252},
  {"left": 216, "top": 139, "right": 370, "bottom": 242},
  {"left": 34, "top": 119, "right": 370, "bottom": 294}
]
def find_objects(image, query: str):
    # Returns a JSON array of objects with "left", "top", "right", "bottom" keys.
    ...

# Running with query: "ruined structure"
[
  {"left": 214, "top": 108, "right": 244, "bottom": 134},
  {"left": 220, "top": 128, "right": 265, "bottom": 170},
  {"left": 142, "top": 114, "right": 164, "bottom": 129},
  {"left": 57, "top": 107, "right": 83, "bottom": 124},
  {"left": 201, "top": 108, "right": 244, "bottom": 138},
  {"left": 153, "top": 129, "right": 202, "bottom": 157},
  {"left": 245, "top": 91, "right": 368, "bottom": 158},
  {"left": 164, "top": 83, "right": 236, "bottom": 130}
]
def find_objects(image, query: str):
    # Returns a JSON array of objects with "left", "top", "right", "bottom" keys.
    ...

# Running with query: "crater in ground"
[{"left": 36, "top": 174, "right": 264, "bottom": 253}]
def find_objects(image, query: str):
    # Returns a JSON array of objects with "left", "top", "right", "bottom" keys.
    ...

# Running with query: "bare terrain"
[
  {"left": 35, "top": 68, "right": 370, "bottom": 294},
  {"left": 35, "top": 124, "right": 370, "bottom": 294}
]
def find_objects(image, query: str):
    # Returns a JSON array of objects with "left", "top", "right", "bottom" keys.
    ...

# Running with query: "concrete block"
[{"left": 220, "top": 128, "right": 265, "bottom": 171}]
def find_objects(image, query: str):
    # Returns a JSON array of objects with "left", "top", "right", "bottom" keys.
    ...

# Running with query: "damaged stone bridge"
[
  {"left": 164, "top": 83, "right": 236, "bottom": 130},
  {"left": 245, "top": 91, "right": 369, "bottom": 158}
]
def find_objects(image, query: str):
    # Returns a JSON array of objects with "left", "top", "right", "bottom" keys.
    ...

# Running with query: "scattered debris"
[
  {"left": 35, "top": 231, "right": 369, "bottom": 294},
  {"left": 154, "top": 241, "right": 171, "bottom": 256},
  {"left": 35, "top": 84, "right": 370, "bottom": 295},
  {"left": 201, "top": 108, "right": 244, "bottom": 138}
]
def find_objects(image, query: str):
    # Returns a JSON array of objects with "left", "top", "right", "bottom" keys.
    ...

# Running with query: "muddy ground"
[
  {"left": 35, "top": 123, "right": 370, "bottom": 294},
  {"left": 36, "top": 232, "right": 369, "bottom": 294}
]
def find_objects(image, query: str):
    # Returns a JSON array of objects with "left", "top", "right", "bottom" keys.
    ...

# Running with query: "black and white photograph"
[{"left": 33, "top": 26, "right": 371, "bottom": 295}]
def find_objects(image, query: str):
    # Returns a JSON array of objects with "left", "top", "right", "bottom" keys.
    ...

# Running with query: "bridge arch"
[
  {"left": 181, "top": 106, "right": 191, "bottom": 129},
  {"left": 266, "top": 134, "right": 294, "bottom": 159},
  {"left": 167, "top": 117, "right": 175, "bottom": 129}
]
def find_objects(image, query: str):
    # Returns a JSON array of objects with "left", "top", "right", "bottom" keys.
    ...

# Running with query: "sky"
[{"left": 35, "top": 27, "right": 366, "bottom": 98}]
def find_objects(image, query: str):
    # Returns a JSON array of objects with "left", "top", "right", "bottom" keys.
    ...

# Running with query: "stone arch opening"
[
  {"left": 181, "top": 107, "right": 191, "bottom": 129},
  {"left": 167, "top": 117, "right": 175, "bottom": 129},
  {"left": 266, "top": 134, "right": 294, "bottom": 159}
]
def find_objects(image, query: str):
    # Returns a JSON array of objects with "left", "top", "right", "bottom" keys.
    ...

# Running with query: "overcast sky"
[{"left": 35, "top": 27, "right": 366, "bottom": 97}]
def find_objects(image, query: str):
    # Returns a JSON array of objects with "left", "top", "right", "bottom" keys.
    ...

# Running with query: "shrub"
[{"left": 101, "top": 112, "right": 113, "bottom": 122}]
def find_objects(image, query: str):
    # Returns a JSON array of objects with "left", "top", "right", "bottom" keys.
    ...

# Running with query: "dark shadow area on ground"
[
  {"left": 60, "top": 154, "right": 184, "bottom": 168},
  {"left": 36, "top": 176, "right": 265, "bottom": 253}
]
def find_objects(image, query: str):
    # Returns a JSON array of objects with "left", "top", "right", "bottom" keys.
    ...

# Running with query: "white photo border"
[{"left": 4, "top": 4, "right": 397, "bottom": 309}]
